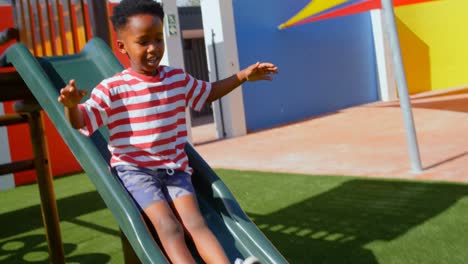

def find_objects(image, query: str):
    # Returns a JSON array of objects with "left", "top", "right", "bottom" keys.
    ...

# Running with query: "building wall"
[
  {"left": 232, "top": 0, "right": 379, "bottom": 132},
  {"left": 396, "top": 0, "right": 468, "bottom": 92}
]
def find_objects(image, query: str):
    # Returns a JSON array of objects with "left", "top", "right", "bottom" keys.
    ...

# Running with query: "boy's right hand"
[{"left": 58, "top": 80, "right": 88, "bottom": 108}]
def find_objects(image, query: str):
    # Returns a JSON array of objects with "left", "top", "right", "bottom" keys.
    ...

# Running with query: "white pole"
[
  {"left": 158, "top": 0, "right": 193, "bottom": 143},
  {"left": 200, "top": 0, "right": 247, "bottom": 138},
  {"left": 370, "top": 9, "right": 397, "bottom": 101},
  {"left": 381, "top": 0, "right": 422, "bottom": 173}
]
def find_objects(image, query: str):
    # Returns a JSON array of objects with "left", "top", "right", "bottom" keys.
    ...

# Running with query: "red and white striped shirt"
[{"left": 78, "top": 66, "right": 211, "bottom": 174}]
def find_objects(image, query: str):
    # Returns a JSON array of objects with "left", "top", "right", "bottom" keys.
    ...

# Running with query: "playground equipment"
[
  {"left": 0, "top": 1, "right": 112, "bottom": 262},
  {"left": 5, "top": 37, "right": 287, "bottom": 263}
]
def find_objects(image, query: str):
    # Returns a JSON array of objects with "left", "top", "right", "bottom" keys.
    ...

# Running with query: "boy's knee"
[
  {"left": 184, "top": 215, "right": 207, "bottom": 233},
  {"left": 155, "top": 215, "right": 184, "bottom": 237}
]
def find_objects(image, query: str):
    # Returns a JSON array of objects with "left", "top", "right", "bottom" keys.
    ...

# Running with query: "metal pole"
[
  {"left": 381, "top": 0, "right": 422, "bottom": 173},
  {"left": 211, "top": 29, "right": 226, "bottom": 137}
]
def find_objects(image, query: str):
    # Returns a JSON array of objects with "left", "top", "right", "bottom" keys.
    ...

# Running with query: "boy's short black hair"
[{"left": 111, "top": 0, "right": 165, "bottom": 32}]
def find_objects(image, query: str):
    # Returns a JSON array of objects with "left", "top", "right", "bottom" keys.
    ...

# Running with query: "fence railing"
[{"left": 10, "top": 0, "right": 110, "bottom": 56}]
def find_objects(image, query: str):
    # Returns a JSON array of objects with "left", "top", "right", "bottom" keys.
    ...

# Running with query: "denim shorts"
[{"left": 115, "top": 165, "right": 195, "bottom": 210}]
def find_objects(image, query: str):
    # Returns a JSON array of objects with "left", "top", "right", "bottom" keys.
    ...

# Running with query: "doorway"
[{"left": 178, "top": 4, "right": 217, "bottom": 145}]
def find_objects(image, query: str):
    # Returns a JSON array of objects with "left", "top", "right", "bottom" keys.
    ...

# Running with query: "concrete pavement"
[{"left": 191, "top": 87, "right": 468, "bottom": 183}]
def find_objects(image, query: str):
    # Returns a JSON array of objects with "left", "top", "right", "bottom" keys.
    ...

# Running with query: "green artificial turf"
[
  {"left": 0, "top": 172, "right": 121, "bottom": 263},
  {"left": 2, "top": 170, "right": 468, "bottom": 263}
]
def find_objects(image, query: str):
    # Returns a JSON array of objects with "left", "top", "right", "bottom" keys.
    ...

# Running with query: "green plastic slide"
[{"left": 6, "top": 38, "right": 287, "bottom": 264}]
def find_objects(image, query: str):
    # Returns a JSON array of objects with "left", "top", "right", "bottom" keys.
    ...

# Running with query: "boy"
[{"left": 58, "top": 0, "right": 277, "bottom": 263}]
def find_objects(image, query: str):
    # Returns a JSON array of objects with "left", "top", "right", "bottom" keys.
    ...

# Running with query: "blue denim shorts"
[{"left": 115, "top": 165, "right": 195, "bottom": 209}]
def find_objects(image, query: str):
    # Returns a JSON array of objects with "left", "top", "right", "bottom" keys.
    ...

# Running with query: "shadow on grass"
[
  {"left": 247, "top": 179, "right": 468, "bottom": 263},
  {"left": 0, "top": 234, "right": 110, "bottom": 263},
  {"left": 4, "top": 176, "right": 468, "bottom": 263},
  {"left": 0, "top": 190, "right": 117, "bottom": 263},
  {"left": 0, "top": 190, "right": 117, "bottom": 239}
]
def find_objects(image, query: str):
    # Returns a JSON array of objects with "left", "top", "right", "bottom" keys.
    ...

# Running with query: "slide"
[{"left": 5, "top": 38, "right": 287, "bottom": 264}]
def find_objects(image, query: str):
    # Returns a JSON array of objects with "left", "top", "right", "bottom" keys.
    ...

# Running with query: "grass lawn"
[{"left": 1, "top": 169, "right": 468, "bottom": 263}]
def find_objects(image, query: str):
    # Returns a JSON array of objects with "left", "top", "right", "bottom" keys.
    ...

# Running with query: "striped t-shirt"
[{"left": 78, "top": 66, "right": 211, "bottom": 174}]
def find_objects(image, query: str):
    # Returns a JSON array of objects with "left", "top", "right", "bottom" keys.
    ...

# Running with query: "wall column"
[
  {"left": 158, "top": 0, "right": 193, "bottom": 142},
  {"left": 371, "top": 9, "right": 397, "bottom": 101},
  {"left": 200, "top": 0, "right": 247, "bottom": 138}
]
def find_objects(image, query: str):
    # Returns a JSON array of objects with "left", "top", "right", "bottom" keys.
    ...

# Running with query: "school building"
[{"left": 0, "top": 0, "right": 467, "bottom": 189}]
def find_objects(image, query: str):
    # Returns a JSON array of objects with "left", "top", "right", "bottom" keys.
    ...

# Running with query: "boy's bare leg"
[
  {"left": 144, "top": 201, "right": 196, "bottom": 264},
  {"left": 172, "top": 194, "right": 230, "bottom": 264}
]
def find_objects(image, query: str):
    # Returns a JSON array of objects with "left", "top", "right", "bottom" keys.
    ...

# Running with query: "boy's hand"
[
  {"left": 243, "top": 62, "right": 278, "bottom": 82},
  {"left": 58, "top": 80, "right": 87, "bottom": 108}
]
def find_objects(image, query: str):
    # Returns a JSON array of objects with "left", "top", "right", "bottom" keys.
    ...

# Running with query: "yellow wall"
[{"left": 396, "top": 0, "right": 468, "bottom": 93}]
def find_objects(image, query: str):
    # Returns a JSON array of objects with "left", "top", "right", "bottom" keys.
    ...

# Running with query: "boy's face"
[{"left": 116, "top": 14, "right": 165, "bottom": 75}]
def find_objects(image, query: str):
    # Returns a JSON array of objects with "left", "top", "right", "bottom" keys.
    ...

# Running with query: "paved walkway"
[{"left": 191, "top": 87, "right": 468, "bottom": 183}]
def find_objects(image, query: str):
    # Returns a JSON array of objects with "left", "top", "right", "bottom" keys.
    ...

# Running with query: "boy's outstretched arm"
[
  {"left": 57, "top": 79, "right": 87, "bottom": 129},
  {"left": 206, "top": 62, "right": 278, "bottom": 103}
]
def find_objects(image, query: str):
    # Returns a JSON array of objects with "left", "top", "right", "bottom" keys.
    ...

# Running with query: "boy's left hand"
[{"left": 243, "top": 62, "right": 278, "bottom": 82}]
